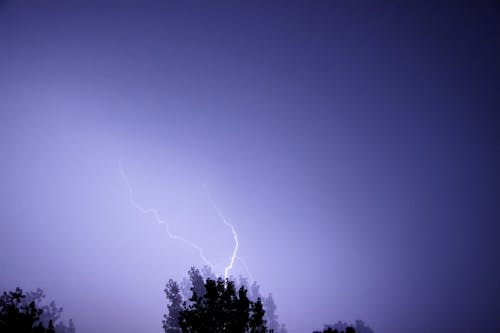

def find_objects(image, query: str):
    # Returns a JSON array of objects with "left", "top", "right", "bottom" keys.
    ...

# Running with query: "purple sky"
[{"left": 1, "top": 1, "right": 500, "bottom": 333}]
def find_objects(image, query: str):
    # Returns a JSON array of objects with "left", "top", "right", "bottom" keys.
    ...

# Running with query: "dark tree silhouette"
[
  {"left": 172, "top": 267, "right": 287, "bottom": 333},
  {"left": 323, "top": 320, "right": 372, "bottom": 333},
  {"left": 163, "top": 279, "right": 183, "bottom": 333},
  {"left": 178, "top": 277, "right": 271, "bottom": 333},
  {"left": 249, "top": 281, "right": 260, "bottom": 302},
  {"left": 0, "top": 287, "right": 55, "bottom": 333},
  {"left": 313, "top": 327, "right": 355, "bottom": 333},
  {"left": 351, "top": 320, "right": 373, "bottom": 333},
  {"left": 263, "top": 293, "right": 287, "bottom": 333},
  {"left": 232, "top": 275, "right": 287, "bottom": 333},
  {"left": 249, "top": 295, "right": 267, "bottom": 333},
  {"left": 187, "top": 267, "right": 206, "bottom": 299},
  {"left": 22, "top": 289, "right": 75, "bottom": 333},
  {"left": 180, "top": 267, "right": 207, "bottom": 301}
]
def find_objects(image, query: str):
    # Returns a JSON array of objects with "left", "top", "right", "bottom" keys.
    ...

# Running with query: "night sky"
[{"left": 1, "top": 1, "right": 500, "bottom": 333}]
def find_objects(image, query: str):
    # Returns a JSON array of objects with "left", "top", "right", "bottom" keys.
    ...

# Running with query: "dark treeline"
[
  {"left": 1, "top": 267, "right": 373, "bottom": 333},
  {"left": 0, "top": 287, "right": 74, "bottom": 333},
  {"left": 321, "top": 320, "right": 373, "bottom": 333},
  {"left": 166, "top": 266, "right": 287, "bottom": 333},
  {"left": 163, "top": 266, "right": 373, "bottom": 333}
]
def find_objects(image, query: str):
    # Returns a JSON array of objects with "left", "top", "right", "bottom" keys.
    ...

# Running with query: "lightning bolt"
[
  {"left": 202, "top": 185, "right": 255, "bottom": 280},
  {"left": 217, "top": 211, "right": 239, "bottom": 279},
  {"left": 202, "top": 184, "right": 240, "bottom": 279},
  {"left": 119, "top": 161, "right": 251, "bottom": 280},
  {"left": 119, "top": 161, "right": 215, "bottom": 268},
  {"left": 224, "top": 222, "right": 238, "bottom": 279}
]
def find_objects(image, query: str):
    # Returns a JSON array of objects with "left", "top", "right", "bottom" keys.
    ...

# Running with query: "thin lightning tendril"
[
  {"left": 119, "top": 161, "right": 250, "bottom": 280},
  {"left": 217, "top": 209, "right": 239, "bottom": 279},
  {"left": 224, "top": 222, "right": 239, "bottom": 279},
  {"left": 119, "top": 161, "right": 215, "bottom": 268},
  {"left": 203, "top": 184, "right": 240, "bottom": 279}
]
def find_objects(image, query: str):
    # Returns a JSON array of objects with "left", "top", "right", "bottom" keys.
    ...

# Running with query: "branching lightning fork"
[
  {"left": 119, "top": 161, "right": 250, "bottom": 279},
  {"left": 204, "top": 188, "right": 239, "bottom": 279}
]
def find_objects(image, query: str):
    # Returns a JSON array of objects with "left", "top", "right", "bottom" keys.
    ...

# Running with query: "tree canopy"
[
  {"left": 169, "top": 266, "right": 287, "bottom": 333},
  {"left": 0, "top": 287, "right": 55, "bottom": 333},
  {"left": 313, "top": 328, "right": 355, "bottom": 333},
  {"left": 164, "top": 268, "right": 272, "bottom": 333},
  {"left": 178, "top": 277, "right": 269, "bottom": 333},
  {"left": 0, "top": 287, "right": 74, "bottom": 333}
]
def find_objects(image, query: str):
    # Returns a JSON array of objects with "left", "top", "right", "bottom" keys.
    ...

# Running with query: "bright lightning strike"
[
  {"left": 119, "top": 161, "right": 247, "bottom": 279},
  {"left": 214, "top": 207, "right": 239, "bottom": 279},
  {"left": 203, "top": 186, "right": 256, "bottom": 281},
  {"left": 225, "top": 223, "right": 238, "bottom": 279},
  {"left": 202, "top": 185, "right": 240, "bottom": 279}
]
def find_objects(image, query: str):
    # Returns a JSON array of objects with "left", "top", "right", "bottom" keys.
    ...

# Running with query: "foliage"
[
  {"left": 180, "top": 267, "right": 206, "bottom": 301},
  {"left": 167, "top": 266, "right": 371, "bottom": 333},
  {"left": 324, "top": 320, "right": 373, "bottom": 333},
  {"left": 313, "top": 327, "right": 355, "bottom": 333},
  {"left": 163, "top": 279, "right": 183, "bottom": 333},
  {"left": 178, "top": 277, "right": 270, "bottom": 333},
  {"left": 22, "top": 288, "right": 75, "bottom": 333},
  {"left": 0, "top": 287, "right": 75, "bottom": 333},
  {"left": 0, "top": 287, "right": 55, "bottom": 333},
  {"left": 263, "top": 293, "right": 287, "bottom": 333},
  {"left": 170, "top": 267, "right": 288, "bottom": 332}
]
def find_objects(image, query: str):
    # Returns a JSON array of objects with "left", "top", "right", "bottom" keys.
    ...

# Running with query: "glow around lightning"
[
  {"left": 119, "top": 161, "right": 241, "bottom": 279},
  {"left": 208, "top": 197, "right": 239, "bottom": 279}
]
